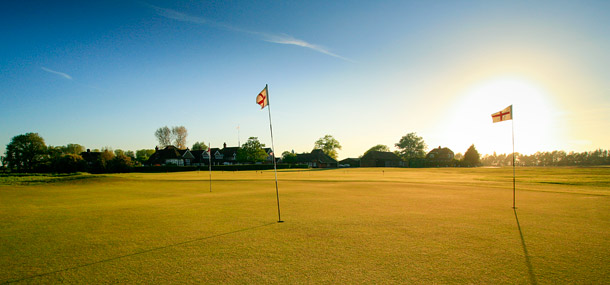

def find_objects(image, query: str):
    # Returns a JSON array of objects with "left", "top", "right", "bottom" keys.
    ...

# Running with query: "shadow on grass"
[
  {"left": 4, "top": 222, "right": 277, "bottom": 284},
  {"left": 514, "top": 209, "right": 537, "bottom": 285}
]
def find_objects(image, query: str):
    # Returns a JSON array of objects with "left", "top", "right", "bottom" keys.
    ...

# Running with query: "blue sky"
[{"left": 1, "top": 0, "right": 609, "bottom": 159}]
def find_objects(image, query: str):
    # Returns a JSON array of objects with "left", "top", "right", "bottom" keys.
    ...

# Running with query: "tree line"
[
  {"left": 280, "top": 132, "right": 483, "bottom": 167},
  {"left": 356, "top": 133, "right": 482, "bottom": 167},
  {"left": 481, "top": 150, "right": 610, "bottom": 166},
  {"left": 2, "top": 130, "right": 607, "bottom": 173},
  {"left": 0, "top": 133, "right": 158, "bottom": 173}
]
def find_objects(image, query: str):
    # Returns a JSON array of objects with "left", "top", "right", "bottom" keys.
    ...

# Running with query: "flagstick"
[
  {"left": 209, "top": 142, "right": 212, "bottom": 193},
  {"left": 266, "top": 84, "right": 283, "bottom": 223},
  {"left": 512, "top": 108, "right": 516, "bottom": 209}
]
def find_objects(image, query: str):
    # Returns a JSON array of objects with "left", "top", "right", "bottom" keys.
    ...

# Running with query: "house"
[
  {"left": 263, "top": 148, "right": 276, "bottom": 163},
  {"left": 360, "top": 151, "right": 404, "bottom": 167},
  {"left": 146, "top": 142, "right": 275, "bottom": 166},
  {"left": 426, "top": 146, "right": 455, "bottom": 167},
  {"left": 146, "top": 146, "right": 195, "bottom": 166},
  {"left": 80, "top": 149, "right": 101, "bottom": 166},
  {"left": 191, "top": 147, "right": 221, "bottom": 166},
  {"left": 295, "top": 149, "right": 338, "bottom": 168},
  {"left": 220, "top": 143, "right": 240, "bottom": 164},
  {"left": 339, "top": 158, "right": 360, "bottom": 167}
]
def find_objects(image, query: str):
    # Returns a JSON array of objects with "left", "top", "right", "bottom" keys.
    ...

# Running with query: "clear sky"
[{"left": 1, "top": 0, "right": 609, "bottom": 160}]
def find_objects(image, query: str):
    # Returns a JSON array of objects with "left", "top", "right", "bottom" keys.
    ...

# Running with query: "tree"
[
  {"left": 155, "top": 126, "right": 171, "bottom": 148},
  {"left": 236, "top": 137, "right": 268, "bottom": 163},
  {"left": 192, "top": 141, "right": 208, "bottom": 151},
  {"left": 314, "top": 135, "right": 342, "bottom": 160},
  {"left": 395, "top": 132, "right": 427, "bottom": 160},
  {"left": 108, "top": 154, "right": 133, "bottom": 173},
  {"left": 52, "top": 154, "right": 86, "bottom": 173},
  {"left": 125, "top": 150, "right": 136, "bottom": 161},
  {"left": 136, "top": 149, "right": 155, "bottom": 164},
  {"left": 281, "top": 151, "right": 297, "bottom": 164},
  {"left": 90, "top": 149, "right": 115, "bottom": 173},
  {"left": 463, "top": 144, "right": 481, "bottom": 167},
  {"left": 172, "top": 126, "right": 188, "bottom": 149},
  {"left": 363, "top": 144, "right": 390, "bottom": 157},
  {"left": 61, "top": 144, "right": 85, "bottom": 155},
  {"left": 111, "top": 149, "right": 135, "bottom": 162},
  {"left": 454, "top": 153, "right": 464, "bottom": 160},
  {"left": 4, "top": 133, "right": 48, "bottom": 172},
  {"left": 47, "top": 146, "right": 63, "bottom": 159}
]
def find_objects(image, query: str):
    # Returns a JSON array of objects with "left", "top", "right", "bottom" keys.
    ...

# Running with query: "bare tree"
[
  {"left": 172, "top": 126, "right": 188, "bottom": 149},
  {"left": 155, "top": 126, "right": 171, "bottom": 148}
]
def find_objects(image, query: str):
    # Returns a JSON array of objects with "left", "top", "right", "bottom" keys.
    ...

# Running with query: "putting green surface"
[{"left": 1, "top": 167, "right": 608, "bottom": 283}]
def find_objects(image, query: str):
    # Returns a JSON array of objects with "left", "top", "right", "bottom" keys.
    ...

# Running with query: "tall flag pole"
[
  {"left": 510, "top": 112, "right": 517, "bottom": 209},
  {"left": 257, "top": 84, "right": 283, "bottom": 223},
  {"left": 208, "top": 143, "right": 212, "bottom": 192},
  {"left": 491, "top": 105, "right": 516, "bottom": 208}
]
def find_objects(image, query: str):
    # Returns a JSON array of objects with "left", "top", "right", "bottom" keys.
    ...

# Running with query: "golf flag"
[
  {"left": 491, "top": 105, "right": 513, "bottom": 123},
  {"left": 491, "top": 104, "right": 517, "bottom": 208},
  {"left": 256, "top": 84, "right": 283, "bottom": 222},
  {"left": 256, "top": 86, "right": 268, "bottom": 109}
]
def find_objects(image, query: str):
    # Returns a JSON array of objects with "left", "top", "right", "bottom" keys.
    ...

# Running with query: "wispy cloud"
[
  {"left": 148, "top": 4, "right": 350, "bottom": 61},
  {"left": 41, "top": 67, "right": 73, "bottom": 80},
  {"left": 149, "top": 5, "right": 206, "bottom": 25},
  {"left": 259, "top": 33, "right": 352, "bottom": 62}
]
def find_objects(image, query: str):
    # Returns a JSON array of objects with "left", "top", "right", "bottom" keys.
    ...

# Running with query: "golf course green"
[{"left": 1, "top": 167, "right": 608, "bottom": 283}]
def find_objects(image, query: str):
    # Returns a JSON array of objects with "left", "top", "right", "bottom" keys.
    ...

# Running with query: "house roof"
[
  {"left": 147, "top": 146, "right": 182, "bottom": 164},
  {"left": 426, "top": 147, "right": 454, "bottom": 160},
  {"left": 296, "top": 149, "right": 337, "bottom": 164},
  {"left": 80, "top": 151, "right": 101, "bottom": 162},
  {"left": 339, "top": 158, "right": 361, "bottom": 164},
  {"left": 190, "top": 148, "right": 221, "bottom": 163},
  {"left": 222, "top": 147, "right": 239, "bottom": 157},
  {"left": 361, "top": 151, "right": 402, "bottom": 161},
  {"left": 178, "top": 149, "right": 195, "bottom": 159},
  {"left": 189, "top": 150, "right": 204, "bottom": 163}
]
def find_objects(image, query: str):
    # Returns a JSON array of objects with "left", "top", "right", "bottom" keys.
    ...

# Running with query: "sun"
[{"left": 438, "top": 76, "right": 561, "bottom": 155}]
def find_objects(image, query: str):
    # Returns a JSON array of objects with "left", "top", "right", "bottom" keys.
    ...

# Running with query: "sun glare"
[{"left": 438, "top": 76, "right": 561, "bottom": 155}]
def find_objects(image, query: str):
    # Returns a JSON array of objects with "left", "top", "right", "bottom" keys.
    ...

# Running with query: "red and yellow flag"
[
  {"left": 256, "top": 86, "right": 268, "bottom": 109},
  {"left": 491, "top": 105, "right": 513, "bottom": 123}
]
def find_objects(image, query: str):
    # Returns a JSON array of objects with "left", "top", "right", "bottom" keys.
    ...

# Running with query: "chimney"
[{"left": 223, "top": 142, "right": 227, "bottom": 149}]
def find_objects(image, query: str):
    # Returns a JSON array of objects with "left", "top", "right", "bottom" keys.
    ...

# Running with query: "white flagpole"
[
  {"left": 265, "top": 84, "right": 283, "bottom": 223},
  {"left": 208, "top": 142, "right": 212, "bottom": 193},
  {"left": 512, "top": 106, "right": 516, "bottom": 208}
]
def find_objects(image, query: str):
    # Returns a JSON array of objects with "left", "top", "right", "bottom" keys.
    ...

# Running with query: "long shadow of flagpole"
[
  {"left": 3, "top": 222, "right": 276, "bottom": 284},
  {"left": 513, "top": 208, "right": 537, "bottom": 285}
]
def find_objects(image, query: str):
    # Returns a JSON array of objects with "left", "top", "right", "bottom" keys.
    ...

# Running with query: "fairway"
[{"left": 1, "top": 168, "right": 609, "bottom": 283}]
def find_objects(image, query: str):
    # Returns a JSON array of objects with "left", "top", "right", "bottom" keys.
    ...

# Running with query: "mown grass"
[{"left": 0, "top": 167, "right": 608, "bottom": 283}]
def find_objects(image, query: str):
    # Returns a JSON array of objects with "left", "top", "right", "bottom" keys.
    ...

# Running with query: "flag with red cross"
[
  {"left": 256, "top": 86, "right": 268, "bottom": 109},
  {"left": 491, "top": 105, "right": 513, "bottom": 123}
]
